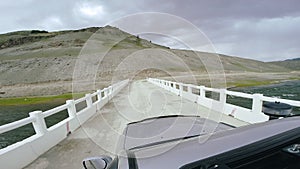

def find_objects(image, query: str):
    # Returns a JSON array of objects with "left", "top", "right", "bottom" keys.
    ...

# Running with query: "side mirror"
[{"left": 82, "top": 156, "right": 112, "bottom": 169}]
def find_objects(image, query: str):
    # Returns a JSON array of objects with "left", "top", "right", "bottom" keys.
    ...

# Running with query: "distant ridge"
[
  {"left": 285, "top": 57, "right": 300, "bottom": 61},
  {"left": 270, "top": 57, "right": 300, "bottom": 70}
]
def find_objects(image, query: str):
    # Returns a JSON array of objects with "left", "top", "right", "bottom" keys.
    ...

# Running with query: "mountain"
[
  {"left": 285, "top": 58, "right": 300, "bottom": 61},
  {"left": 0, "top": 26, "right": 297, "bottom": 97},
  {"left": 270, "top": 58, "right": 300, "bottom": 70},
  {"left": 0, "top": 26, "right": 164, "bottom": 85}
]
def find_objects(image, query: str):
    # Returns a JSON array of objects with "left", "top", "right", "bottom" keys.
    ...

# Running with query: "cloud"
[
  {"left": 37, "top": 16, "right": 63, "bottom": 30},
  {"left": 209, "top": 16, "right": 300, "bottom": 61},
  {"left": 0, "top": 0, "right": 299, "bottom": 61},
  {"left": 77, "top": 2, "right": 105, "bottom": 18}
]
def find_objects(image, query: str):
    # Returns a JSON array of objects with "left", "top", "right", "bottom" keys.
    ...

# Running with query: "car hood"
[
  {"left": 120, "top": 115, "right": 233, "bottom": 150},
  {"left": 130, "top": 116, "right": 300, "bottom": 169}
]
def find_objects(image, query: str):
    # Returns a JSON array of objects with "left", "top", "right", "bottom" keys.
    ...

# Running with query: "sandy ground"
[
  {"left": 25, "top": 80, "right": 247, "bottom": 169},
  {"left": 1, "top": 71, "right": 298, "bottom": 98}
]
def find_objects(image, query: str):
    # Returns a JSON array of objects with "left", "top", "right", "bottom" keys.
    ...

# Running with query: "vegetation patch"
[
  {"left": 31, "top": 30, "right": 49, "bottom": 34},
  {"left": 0, "top": 93, "right": 85, "bottom": 106},
  {"left": 227, "top": 80, "right": 276, "bottom": 88}
]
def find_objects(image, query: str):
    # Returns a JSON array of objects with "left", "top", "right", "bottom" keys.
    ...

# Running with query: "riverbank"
[
  {"left": 225, "top": 72, "right": 300, "bottom": 88},
  {"left": 229, "top": 80, "right": 300, "bottom": 114},
  {"left": 0, "top": 93, "right": 84, "bottom": 106},
  {"left": 227, "top": 78, "right": 299, "bottom": 88},
  {"left": 0, "top": 72, "right": 299, "bottom": 105},
  {"left": 163, "top": 71, "right": 300, "bottom": 88}
]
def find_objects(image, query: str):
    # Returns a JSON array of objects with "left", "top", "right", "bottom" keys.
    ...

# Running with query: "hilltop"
[{"left": 0, "top": 26, "right": 298, "bottom": 98}]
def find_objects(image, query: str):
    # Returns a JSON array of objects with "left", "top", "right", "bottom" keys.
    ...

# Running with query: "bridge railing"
[
  {"left": 148, "top": 78, "right": 300, "bottom": 123},
  {"left": 0, "top": 79, "right": 129, "bottom": 169}
]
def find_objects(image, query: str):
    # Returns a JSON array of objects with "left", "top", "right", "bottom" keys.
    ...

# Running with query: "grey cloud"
[
  {"left": 207, "top": 16, "right": 300, "bottom": 61},
  {"left": 0, "top": 0, "right": 299, "bottom": 61}
]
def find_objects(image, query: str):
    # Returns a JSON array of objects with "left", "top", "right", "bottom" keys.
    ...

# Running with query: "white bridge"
[{"left": 1, "top": 78, "right": 300, "bottom": 169}]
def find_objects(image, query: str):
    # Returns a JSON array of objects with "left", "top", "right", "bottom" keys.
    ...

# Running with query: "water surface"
[
  {"left": 228, "top": 80, "right": 300, "bottom": 115},
  {"left": 0, "top": 101, "right": 68, "bottom": 149}
]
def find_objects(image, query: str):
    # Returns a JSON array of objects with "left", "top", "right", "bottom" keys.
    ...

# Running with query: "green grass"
[
  {"left": 288, "top": 77, "right": 300, "bottom": 80},
  {"left": 227, "top": 80, "right": 275, "bottom": 88},
  {"left": 229, "top": 76, "right": 300, "bottom": 88},
  {"left": 0, "top": 93, "right": 85, "bottom": 106}
]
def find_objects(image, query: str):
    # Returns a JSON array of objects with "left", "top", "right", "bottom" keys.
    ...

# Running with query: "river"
[
  {"left": 228, "top": 80, "right": 300, "bottom": 114},
  {"left": 0, "top": 101, "right": 68, "bottom": 149}
]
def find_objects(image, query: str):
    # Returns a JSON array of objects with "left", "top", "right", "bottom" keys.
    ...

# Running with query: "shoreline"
[
  {"left": 0, "top": 93, "right": 84, "bottom": 106},
  {"left": 228, "top": 79, "right": 300, "bottom": 90},
  {"left": 227, "top": 79, "right": 295, "bottom": 89},
  {"left": 1, "top": 78, "right": 299, "bottom": 106}
]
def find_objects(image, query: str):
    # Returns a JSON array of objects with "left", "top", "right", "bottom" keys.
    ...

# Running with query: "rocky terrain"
[
  {"left": 271, "top": 58, "right": 300, "bottom": 70},
  {"left": 0, "top": 26, "right": 299, "bottom": 98}
]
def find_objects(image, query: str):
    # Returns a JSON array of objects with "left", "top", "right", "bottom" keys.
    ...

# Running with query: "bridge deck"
[{"left": 25, "top": 80, "right": 248, "bottom": 169}]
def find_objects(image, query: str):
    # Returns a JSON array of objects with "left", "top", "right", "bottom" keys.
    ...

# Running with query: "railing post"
[
  {"left": 104, "top": 88, "right": 108, "bottom": 97},
  {"left": 97, "top": 89, "right": 102, "bottom": 101},
  {"left": 179, "top": 83, "right": 183, "bottom": 96},
  {"left": 109, "top": 86, "right": 113, "bottom": 95},
  {"left": 187, "top": 85, "right": 192, "bottom": 93},
  {"left": 29, "top": 111, "right": 47, "bottom": 136},
  {"left": 66, "top": 100, "right": 76, "bottom": 118},
  {"left": 108, "top": 86, "right": 113, "bottom": 98},
  {"left": 219, "top": 89, "right": 227, "bottom": 104},
  {"left": 252, "top": 94, "right": 263, "bottom": 114},
  {"left": 171, "top": 82, "right": 174, "bottom": 91},
  {"left": 199, "top": 86, "right": 205, "bottom": 98},
  {"left": 85, "top": 93, "right": 93, "bottom": 108}
]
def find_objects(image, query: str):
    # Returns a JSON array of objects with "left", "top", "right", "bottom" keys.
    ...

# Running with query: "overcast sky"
[{"left": 1, "top": 0, "right": 299, "bottom": 61}]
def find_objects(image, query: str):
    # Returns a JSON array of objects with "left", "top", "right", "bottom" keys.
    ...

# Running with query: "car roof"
[{"left": 127, "top": 116, "right": 300, "bottom": 169}]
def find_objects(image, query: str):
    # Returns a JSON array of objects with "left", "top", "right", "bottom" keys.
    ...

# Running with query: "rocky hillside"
[
  {"left": 270, "top": 59, "right": 300, "bottom": 70},
  {"left": 0, "top": 26, "right": 163, "bottom": 84},
  {"left": 0, "top": 26, "right": 297, "bottom": 97}
]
